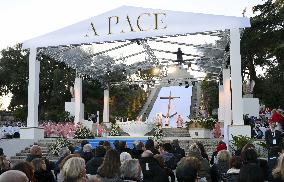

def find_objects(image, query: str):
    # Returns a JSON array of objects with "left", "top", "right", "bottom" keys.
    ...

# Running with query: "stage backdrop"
[{"left": 148, "top": 86, "right": 192, "bottom": 127}]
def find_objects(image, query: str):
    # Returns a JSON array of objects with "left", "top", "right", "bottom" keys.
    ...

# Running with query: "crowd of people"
[{"left": 1, "top": 136, "right": 284, "bottom": 182}]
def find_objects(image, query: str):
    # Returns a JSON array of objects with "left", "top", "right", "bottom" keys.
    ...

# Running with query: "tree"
[
  {"left": 0, "top": 44, "right": 29, "bottom": 120},
  {"left": 241, "top": 0, "right": 284, "bottom": 107},
  {"left": 200, "top": 76, "right": 219, "bottom": 116}
]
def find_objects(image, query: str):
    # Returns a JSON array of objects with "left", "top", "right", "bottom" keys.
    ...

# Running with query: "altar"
[{"left": 117, "top": 121, "right": 155, "bottom": 136}]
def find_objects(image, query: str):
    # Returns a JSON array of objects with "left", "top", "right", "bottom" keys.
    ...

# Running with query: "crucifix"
[{"left": 160, "top": 91, "right": 180, "bottom": 126}]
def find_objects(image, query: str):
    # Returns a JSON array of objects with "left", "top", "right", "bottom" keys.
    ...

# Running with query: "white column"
[
  {"left": 103, "top": 89, "right": 109, "bottom": 123},
  {"left": 218, "top": 84, "right": 224, "bottom": 122},
  {"left": 223, "top": 68, "right": 231, "bottom": 145},
  {"left": 27, "top": 48, "right": 40, "bottom": 127},
  {"left": 230, "top": 28, "right": 244, "bottom": 125},
  {"left": 21, "top": 48, "right": 44, "bottom": 139},
  {"left": 74, "top": 77, "right": 83, "bottom": 124},
  {"left": 103, "top": 89, "right": 110, "bottom": 123}
]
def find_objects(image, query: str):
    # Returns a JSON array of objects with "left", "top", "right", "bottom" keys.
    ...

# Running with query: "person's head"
[
  {"left": 59, "top": 154, "right": 81, "bottom": 169},
  {"left": 160, "top": 143, "right": 173, "bottom": 153},
  {"left": 229, "top": 156, "right": 242, "bottom": 169},
  {"left": 118, "top": 141, "right": 127, "bottom": 151},
  {"left": 62, "top": 157, "right": 86, "bottom": 182},
  {"left": 176, "top": 157, "right": 201, "bottom": 182},
  {"left": 241, "top": 148, "right": 258, "bottom": 164},
  {"left": 12, "top": 161, "right": 34, "bottom": 181},
  {"left": 188, "top": 143, "right": 201, "bottom": 154},
  {"left": 68, "top": 145, "right": 75, "bottom": 154},
  {"left": 239, "top": 163, "right": 264, "bottom": 182},
  {"left": 95, "top": 145, "right": 106, "bottom": 157},
  {"left": 113, "top": 140, "right": 120, "bottom": 150},
  {"left": 0, "top": 156, "right": 11, "bottom": 172},
  {"left": 217, "top": 150, "right": 231, "bottom": 163},
  {"left": 272, "top": 153, "right": 284, "bottom": 180},
  {"left": 134, "top": 141, "right": 144, "bottom": 150},
  {"left": 83, "top": 144, "right": 92, "bottom": 153},
  {"left": 196, "top": 142, "right": 206, "bottom": 155},
  {"left": 98, "top": 140, "right": 105, "bottom": 146},
  {"left": 80, "top": 140, "right": 89, "bottom": 148},
  {"left": 242, "top": 143, "right": 256, "bottom": 153},
  {"left": 103, "top": 141, "right": 112, "bottom": 150},
  {"left": 59, "top": 146, "right": 71, "bottom": 158},
  {"left": 0, "top": 170, "right": 29, "bottom": 182},
  {"left": 120, "top": 152, "right": 132, "bottom": 163},
  {"left": 97, "top": 149, "right": 121, "bottom": 178},
  {"left": 145, "top": 139, "right": 154, "bottom": 150},
  {"left": 30, "top": 145, "right": 42, "bottom": 156},
  {"left": 31, "top": 158, "right": 46, "bottom": 172},
  {"left": 172, "top": 139, "right": 180, "bottom": 148},
  {"left": 269, "top": 122, "right": 277, "bottom": 130},
  {"left": 120, "top": 159, "right": 141, "bottom": 181},
  {"left": 141, "top": 150, "right": 153, "bottom": 158}
]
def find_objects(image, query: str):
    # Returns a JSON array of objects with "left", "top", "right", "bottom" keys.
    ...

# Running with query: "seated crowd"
[{"left": 1, "top": 137, "right": 284, "bottom": 182}]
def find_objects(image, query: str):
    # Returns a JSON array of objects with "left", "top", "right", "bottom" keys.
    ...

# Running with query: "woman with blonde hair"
[
  {"left": 272, "top": 153, "right": 284, "bottom": 182},
  {"left": 62, "top": 157, "right": 88, "bottom": 182},
  {"left": 120, "top": 159, "right": 141, "bottom": 181}
]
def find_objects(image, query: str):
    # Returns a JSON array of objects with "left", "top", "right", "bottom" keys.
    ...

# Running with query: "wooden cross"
[{"left": 160, "top": 91, "right": 180, "bottom": 126}]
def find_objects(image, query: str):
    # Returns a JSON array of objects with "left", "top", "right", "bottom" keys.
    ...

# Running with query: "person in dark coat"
[
  {"left": 239, "top": 163, "right": 264, "bottom": 182},
  {"left": 160, "top": 143, "right": 178, "bottom": 170},
  {"left": 31, "top": 158, "right": 55, "bottom": 182},
  {"left": 132, "top": 141, "right": 144, "bottom": 159},
  {"left": 86, "top": 145, "right": 106, "bottom": 175},
  {"left": 145, "top": 139, "right": 160, "bottom": 155},
  {"left": 196, "top": 142, "right": 209, "bottom": 161},
  {"left": 265, "top": 122, "right": 283, "bottom": 153},
  {"left": 81, "top": 144, "right": 94, "bottom": 163},
  {"left": 223, "top": 156, "right": 241, "bottom": 182},
  {"left": 211, "top": 150, "right": 230, "bottom": 182},
  {"left": 139, "top": 150, "right": 169, "bottom": 182},
  {"left": 172, "top": 139, "right": 185, "bottom": 162}
]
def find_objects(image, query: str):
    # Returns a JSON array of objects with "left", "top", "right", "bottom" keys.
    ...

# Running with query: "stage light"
[{"left": 153, "top": 67, "right": 160, "bottom": 75}]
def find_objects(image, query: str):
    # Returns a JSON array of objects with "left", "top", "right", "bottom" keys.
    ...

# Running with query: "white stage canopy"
[{"left": 23, "top": 6, "right": 250, "bottom": 48}]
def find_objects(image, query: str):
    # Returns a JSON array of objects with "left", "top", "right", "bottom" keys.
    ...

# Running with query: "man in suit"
[{"left": 265, "top": 122, "right": 282, "bottom": 156}]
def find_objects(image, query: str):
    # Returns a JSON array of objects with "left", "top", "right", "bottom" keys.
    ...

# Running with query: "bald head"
[
  {"left": 0, "top": 170, "right": 29, "bottom": 182},
  {"left": 30, "top": 145, "right": 42, "bottom": 156},
  {"left": 141, "top": 150, "right": 153, "bottom": 158}
]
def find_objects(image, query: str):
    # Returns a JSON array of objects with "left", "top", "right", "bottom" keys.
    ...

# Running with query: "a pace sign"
[{"left": 89, "top": 12, "right": 167, "bottom": 36}]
